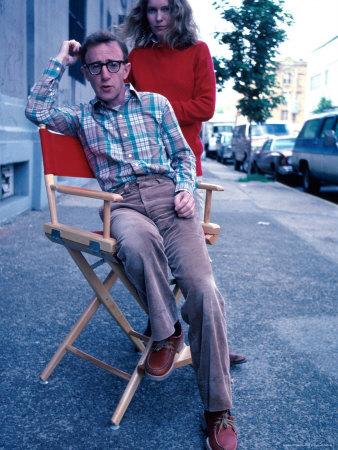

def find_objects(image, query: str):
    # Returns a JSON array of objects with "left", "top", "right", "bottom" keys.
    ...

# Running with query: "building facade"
[
  {"left": 0, "top": 0, "right": 134, "bottom": 223},
  {"left": 269, "top": 57, "right": 307, "bottom": 135},
  {"left": 305, "top": 35, "right": 338, "bottom": 117}
]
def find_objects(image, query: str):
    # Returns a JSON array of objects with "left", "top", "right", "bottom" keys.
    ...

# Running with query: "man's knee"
[{"left": 116, "top": 226, "right": 165, "bottom": 262}]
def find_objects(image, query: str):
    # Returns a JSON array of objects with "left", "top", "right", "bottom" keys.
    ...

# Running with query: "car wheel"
[
  {"left": 302, "top": 165, "right": 320, "bottom": 193},
  {"left": 242, "top": 156, "right": 249, "bottom": 173},
  {"left": 271, "top": 164, "right": 278, "bottom": 181},
  {"left": 234, "top": 159, "right": 241, "bottom": 171}
]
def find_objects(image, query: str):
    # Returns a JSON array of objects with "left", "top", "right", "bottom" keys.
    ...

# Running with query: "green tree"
[
  {"left": 213, "top": 0, "right": 293, "bottom": 173},
  {"left": 313, "top": 97, "right": 334, "bottom": 114}
]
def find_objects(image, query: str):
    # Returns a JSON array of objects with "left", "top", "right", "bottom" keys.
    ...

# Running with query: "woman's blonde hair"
[{"left": 123, "top": 0, "right": 199, "bottom": 49}]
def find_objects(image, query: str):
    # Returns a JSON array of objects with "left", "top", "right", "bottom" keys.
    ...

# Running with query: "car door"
[
  {"left": 295, "top": 118, "right": 323, "bottom": 178},
  {"left": 318, "top": 116, "right": 338, "bottom": 184},
  {"left": 257, "top": 140, "right": 272, "bottom": 173}
]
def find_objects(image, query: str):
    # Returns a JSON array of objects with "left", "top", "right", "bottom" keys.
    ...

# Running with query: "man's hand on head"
[
  {"left": 55, "top": 40, "right": 81, "bottom": 66},
  {"left": 174, "top": 191, "right": 195, "bottom": 219}
]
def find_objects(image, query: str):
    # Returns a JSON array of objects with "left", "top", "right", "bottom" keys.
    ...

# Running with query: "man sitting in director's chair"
[{"left": 25, "top": 31, "right": 238, "bottom": 450}]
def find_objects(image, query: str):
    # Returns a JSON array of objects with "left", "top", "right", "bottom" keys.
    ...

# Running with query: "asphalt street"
[{"left": 0, "top": 159, "right": 337, "bottom": 449}]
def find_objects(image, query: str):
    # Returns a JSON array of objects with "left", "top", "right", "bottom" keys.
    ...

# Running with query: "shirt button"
[
  {"left": 128, "top": 154, "right": 132, "bottom": 157},
  {"left": 123, "top": 133, "right": 127, "bottom": 137}
]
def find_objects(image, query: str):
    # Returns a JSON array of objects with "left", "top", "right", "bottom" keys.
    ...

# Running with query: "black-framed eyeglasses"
[{"left": 83, "top": 60, "right": 125, "bottom": 75}]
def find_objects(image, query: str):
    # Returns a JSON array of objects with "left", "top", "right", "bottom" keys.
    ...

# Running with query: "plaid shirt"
[{"left": 26, "top": 59, "right": 196, "bottom": 195}]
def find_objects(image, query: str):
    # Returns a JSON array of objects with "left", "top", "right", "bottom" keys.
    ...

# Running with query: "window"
[
  {"left": 107, "top": 11, "right": 112, "bottom": 30},
  {"left": 233, "top": 126, "right": 244, "bottom": 138},
  {"left": 282, "top": 91, "right": 289, "bottom": 104},
  {"left": 69, "top": 0, "right": 87, "bottom": 84},
  {"left": 262, "top": 141, "right": 272, "bottom": 152},
  {"left": 319, "top": 117, "right": 335, "bottom": 138},
  {"left": 283, "top": 72, "right": 292, "bottom": 85},
  {"left": 298, "top": 119, "right": 321, "bottom": 139},
  {"left": 281, "top": 110, "right": 288, "bottom": 121},
  {"left": 310, "top": 74, "right": 320, "bottom": 90}
]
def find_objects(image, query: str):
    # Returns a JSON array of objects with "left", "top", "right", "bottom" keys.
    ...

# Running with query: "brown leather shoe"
[
  {"left": 204, "top": 410, "right": 238, "bottom": 450},
  {"left": 145, "top": 328, "right": 184, "bottom": 381},
  {"left": 229, "top": 349, "right": 246, "bottom": 366}
]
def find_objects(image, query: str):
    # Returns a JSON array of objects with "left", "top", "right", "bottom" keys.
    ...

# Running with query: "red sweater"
[{"left": 126, "top": 41, "right": 216, "bottom": 176}]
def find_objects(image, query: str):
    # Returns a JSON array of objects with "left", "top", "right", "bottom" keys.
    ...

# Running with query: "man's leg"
[
  {"left": 108, "top": 181, "right": 178, "bottom": 342},
  {"left": 128, "top": 175, "right": 232, "bottom": 411},
  {"left": 163, "top": 212, "right": 232, "bottom": 412}
]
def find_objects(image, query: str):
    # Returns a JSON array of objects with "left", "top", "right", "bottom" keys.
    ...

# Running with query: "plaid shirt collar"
[{"left": 90, "top": 83, "right": 141, "bottom": 113}]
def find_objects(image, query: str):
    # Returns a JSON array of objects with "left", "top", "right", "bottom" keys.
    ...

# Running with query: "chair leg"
[
  {"left": 173, "top": 283, "right": 182, "bottom": 305},
  {"left": 40, "top": 270, "right": 118, "bottom": 382},
  {"left": 66, "top": 248, "right": 145, "bottom": 352},
  {"left": 110, "top": 339, "right": 153, "bottom": 428}
]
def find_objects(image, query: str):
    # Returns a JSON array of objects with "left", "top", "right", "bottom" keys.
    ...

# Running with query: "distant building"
[
  {"left": 305, "top": 35, "right": 338, "bottom": 116},
  {"left": 270, "top": 57, "right": 307, "bottom": 135},
  {"left": 0, "top": 0, "right": 135, "bottom": 223}
]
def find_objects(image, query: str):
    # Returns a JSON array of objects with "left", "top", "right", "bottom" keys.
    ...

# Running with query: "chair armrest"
[
  {"left": 44, "top": 222, "right": 117, "bottom": 254},
  {"left": 50, "top": 184, "right": 122, "bottom": 239},
  {"left": 197, "top": 182, "right": 224, "bottom": 192},
  {"left": 51, "top": 184, "right": 123, "bottom": 202},
  {"left": 197, "top": 182, "right": 224, "bottom": 226}
]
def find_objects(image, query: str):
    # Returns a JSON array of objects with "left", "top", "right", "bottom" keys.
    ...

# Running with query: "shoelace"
[
  {"left": 153, "top": 339, "right": 175, "bottom": 352},
  {"left": 216, "top": 412, "right": 235, "bottom": 433}
]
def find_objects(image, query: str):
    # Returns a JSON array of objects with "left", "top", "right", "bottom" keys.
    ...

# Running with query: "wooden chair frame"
[{"left": 38, "top": 125, "right": 224, "bottom": 427}]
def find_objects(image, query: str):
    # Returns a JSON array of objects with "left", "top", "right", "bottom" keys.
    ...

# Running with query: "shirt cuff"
[
  {"left": 175, "top": 182, "right": 195, "bottom": 196},
  {"left": 45, "top": 58, "right": 66, "bottom": 78}
]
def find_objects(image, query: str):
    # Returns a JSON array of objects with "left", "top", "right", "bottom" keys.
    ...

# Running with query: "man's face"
[{"left": 81, "top": 41, "right": 131, "bottom": 108}]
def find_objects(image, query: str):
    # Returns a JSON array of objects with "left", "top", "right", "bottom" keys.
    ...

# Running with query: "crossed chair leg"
[{"left": 39, "top": 247, "right": 192, "bottom": 428}]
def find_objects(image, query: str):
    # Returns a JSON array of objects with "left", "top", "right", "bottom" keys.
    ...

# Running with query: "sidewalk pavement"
[{"left": 1, "top": 160, "right": 337, "bottom": 449}]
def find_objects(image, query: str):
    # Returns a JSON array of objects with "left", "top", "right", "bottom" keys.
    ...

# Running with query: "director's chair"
[{"left": 38, "top": 125, "right": 224, "bottom": 427}]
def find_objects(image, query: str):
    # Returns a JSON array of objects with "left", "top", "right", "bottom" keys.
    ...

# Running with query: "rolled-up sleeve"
[{"left": 25, "top": 59, "right": 79, "bottom": 136}]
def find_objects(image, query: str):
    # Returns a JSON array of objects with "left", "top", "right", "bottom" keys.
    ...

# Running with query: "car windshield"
[
  {"left": 251, "top": 124, "right": 289, "bottom": 136},
  {"left": 274, "top": 138, "right": 296, "bottom": 149},
  {"left": 216, "top": 125, "right": 233, "bottom": 133}
]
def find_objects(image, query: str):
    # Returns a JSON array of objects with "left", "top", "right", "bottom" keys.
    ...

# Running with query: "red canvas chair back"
[{"left": 39, "top": 126, "right": 94, "bottom": 178}]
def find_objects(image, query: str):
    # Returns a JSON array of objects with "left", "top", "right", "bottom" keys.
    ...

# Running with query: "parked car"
[
  {"left": 216, "top": 131, "right": 233, "bottom": 164},
  {"left": 252, "top": 137, "right": 296, "bottom": 179},
  {"left": 204, "top": 122, "right": 233, "bottom": 159},
  {"left": 292, "top": 111, "right": 338, "bottom": 193},
  {"left": 231, "top": 122, "right": 290, "bottom": 171}
]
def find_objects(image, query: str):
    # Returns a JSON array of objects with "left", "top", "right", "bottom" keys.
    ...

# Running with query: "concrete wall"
[{"left": 0, "top": 0, "right": 135, "bottom": 223}]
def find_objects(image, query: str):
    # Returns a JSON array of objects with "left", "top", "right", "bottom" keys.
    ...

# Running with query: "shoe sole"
[
  {"left": 230, "top": 358, "right": 247, "bottom": 366},
  {"left": 205, "top": 437, "right": 238, "bottom": 450},
  {"left": 145, "top": 341, "right": 184, "bottom": 382}
]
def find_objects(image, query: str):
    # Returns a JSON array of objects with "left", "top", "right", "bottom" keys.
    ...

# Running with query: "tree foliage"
[
  {"left": 213, "top": 0, "right": 293, "bottom": 124},
  {"left": 313, "top": 97, "right": 334, "bottom": 114}
]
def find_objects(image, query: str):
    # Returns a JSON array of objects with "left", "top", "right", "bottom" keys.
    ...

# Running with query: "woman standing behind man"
[
  {"left": 123, "top": 0, "right": 214, "bottom": 217},
  {"left": 123, "top": 0, "right": 246, "bottom": 362}
]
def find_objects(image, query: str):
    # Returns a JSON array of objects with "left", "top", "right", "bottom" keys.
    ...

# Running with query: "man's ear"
[
  {"left": 81, "top": 66, "right": 90, "bottom": 81},
  {"left": 123, "top": 62, "right": 131, "bottom": 80}
]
